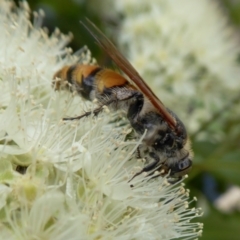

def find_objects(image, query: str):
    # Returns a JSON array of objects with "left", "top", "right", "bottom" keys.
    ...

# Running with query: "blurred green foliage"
[
  {"left": 221, "top": 0, "right": 240, "bottom": 26},
  {"left": 14, "top": 0, "right": 240, "bottom": 239}
]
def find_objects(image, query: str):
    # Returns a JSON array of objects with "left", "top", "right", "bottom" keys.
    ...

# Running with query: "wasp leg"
[
  {"left": 128, "top": 152, "right": 160, "bottom": 182},
  {"left": 64, "top": 89, "right": 142, "bottom": 121},
  {"left": 136, "top": 147, "right": 142, "bottom": 159},
  {"left": 63, "top": 99, "right": 116, "bottom": 121},
  {"left": 144, "top": 166, "right": 182, "bottom": 184}
]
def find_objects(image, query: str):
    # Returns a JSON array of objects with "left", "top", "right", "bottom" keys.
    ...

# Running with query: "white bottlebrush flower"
[
  {"left": 101, "top": 0, "right": 240, "bottom": 138},
  {"left": 0, "top": 1, "right": 202, "bottom": 239}
]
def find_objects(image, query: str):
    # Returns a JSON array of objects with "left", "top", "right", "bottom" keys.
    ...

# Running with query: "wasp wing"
[{"left": 81, "top": 19, "right": 176, "bottom": 130}]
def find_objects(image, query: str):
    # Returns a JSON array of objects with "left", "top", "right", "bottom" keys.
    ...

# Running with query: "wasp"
[{"left": 53, "top": 20, "right": 193, "bottom": 183}]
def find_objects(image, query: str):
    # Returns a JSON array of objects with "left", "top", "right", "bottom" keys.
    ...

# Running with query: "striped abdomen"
[{"left": 53, "top": 64, "right": 133, "bottom": 101}]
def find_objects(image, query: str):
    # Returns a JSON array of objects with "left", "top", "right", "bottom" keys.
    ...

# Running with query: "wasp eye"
[{"left": 178, "top": 158, "right": 192, "bottom": 170}]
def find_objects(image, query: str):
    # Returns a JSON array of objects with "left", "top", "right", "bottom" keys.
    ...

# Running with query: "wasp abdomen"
[
  {"left": 53, "top": 64, "right": 131, "bottom": 101},
  {"left": 95, "top": 69, "right": 128, "bottom": 93}
]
